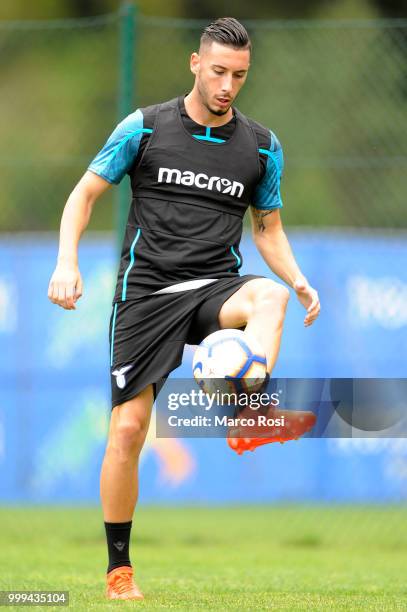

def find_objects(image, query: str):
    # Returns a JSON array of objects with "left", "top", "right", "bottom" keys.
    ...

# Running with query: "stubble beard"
[
  {"left": 198, "top": 81, "right": 231, "bottom": 117},
  {"left": 206, "top": 105, "right": 229, "bottom": 117}
]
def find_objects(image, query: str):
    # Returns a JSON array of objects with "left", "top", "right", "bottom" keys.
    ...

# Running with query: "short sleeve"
[
  {"left": 252, "top": 130, "right": 284, "bottom": 210},
  {"left": 88, "top": 109, "right": 149, "bottom": 184}
]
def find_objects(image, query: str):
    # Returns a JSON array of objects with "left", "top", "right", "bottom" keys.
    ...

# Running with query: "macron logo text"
[{"left": 157, "top": 167, "right": 244, "bottom": 198}]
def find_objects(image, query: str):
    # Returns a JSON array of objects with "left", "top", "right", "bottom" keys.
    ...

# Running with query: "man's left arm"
[{"left": 250, "top": 207, "right": 320, "bottom": 327}]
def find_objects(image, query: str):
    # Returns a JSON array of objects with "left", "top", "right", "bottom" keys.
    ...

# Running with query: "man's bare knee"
[
  {"left": 108, "top": 390, "right": 153, "bottom": 460},
  {"left": 113, "top": 419, "right": 145, "bottom": 455},
  {"left": 252, "top": 281, "right": 290, "bottom": 314},
  {"left": 108, "top": 416, "right": 148, "bottom": 462}
]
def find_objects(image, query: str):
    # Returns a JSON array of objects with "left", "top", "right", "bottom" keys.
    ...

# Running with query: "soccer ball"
[{"left": 192, "top": 329, "right": 267, "bottom": 396}]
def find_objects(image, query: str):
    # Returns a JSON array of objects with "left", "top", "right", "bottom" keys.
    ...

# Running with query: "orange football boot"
[
  {"left": 106, "top": 566, "right": 144, "bottom": 600},
  {"left": 227, "top": 406, "right": 316, "bottom": 455}
]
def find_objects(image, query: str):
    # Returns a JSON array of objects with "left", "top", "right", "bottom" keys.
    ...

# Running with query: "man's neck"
[{"left": 184, "top": 89, "right": 233, "bottom": 127}]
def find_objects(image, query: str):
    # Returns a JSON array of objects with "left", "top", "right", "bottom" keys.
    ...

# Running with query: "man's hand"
[
  {"left": 48, "top": 262, "right": 83, "bottom": 310},
  {"left": 293, "top": 278, "right": 320, "bottom": 327},
  {"left": 47, "top": 171, "right": 111, "bottom": 311}
]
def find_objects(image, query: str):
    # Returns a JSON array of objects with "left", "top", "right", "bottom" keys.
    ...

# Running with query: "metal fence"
[{"left": 0, "top": 10, "right": 406, "bottom": 233}]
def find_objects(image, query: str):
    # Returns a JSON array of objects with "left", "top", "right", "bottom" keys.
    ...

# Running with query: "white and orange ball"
[{"left": 192, "top": 329, "right": 267, "bottom": 396}]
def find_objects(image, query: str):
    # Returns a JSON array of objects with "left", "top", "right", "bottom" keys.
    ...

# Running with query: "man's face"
[{"left": 191, "top": 41, "right": 250, "bottom": 116}]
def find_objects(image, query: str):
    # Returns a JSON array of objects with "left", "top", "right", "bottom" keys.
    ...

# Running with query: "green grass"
[{"left": 0, "top": 506, "right": 407, "bottom": 610}]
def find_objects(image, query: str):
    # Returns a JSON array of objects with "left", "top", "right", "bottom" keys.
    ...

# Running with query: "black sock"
[{"left": 105, "top": 521, "right": 132, "bottom": 574}]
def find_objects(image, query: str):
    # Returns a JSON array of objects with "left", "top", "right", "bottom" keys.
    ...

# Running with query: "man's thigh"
[
  {"left": 186, "top": 275, "right": 263, "bottom": 344},
  {"left": 218, "top": 277, "right": 275, "bottom": 329}
]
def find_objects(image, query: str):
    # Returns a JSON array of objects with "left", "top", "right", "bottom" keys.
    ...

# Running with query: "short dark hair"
[{"left": 200, "top": 17, "right": 251, "bottom": 52}]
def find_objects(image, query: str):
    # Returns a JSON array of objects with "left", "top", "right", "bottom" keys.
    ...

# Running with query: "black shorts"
[{"left": 109, "top": 275, "right": 263, "bottom": 409}]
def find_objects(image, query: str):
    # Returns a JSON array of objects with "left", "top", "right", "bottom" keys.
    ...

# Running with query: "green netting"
[{"left": 1, "top": 13, "right": 406, "bottom": 230}]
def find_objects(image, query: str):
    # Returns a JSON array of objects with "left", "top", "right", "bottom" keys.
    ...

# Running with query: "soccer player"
[{"left": 48, "top": 17, "right": 320, "bottom": 600}]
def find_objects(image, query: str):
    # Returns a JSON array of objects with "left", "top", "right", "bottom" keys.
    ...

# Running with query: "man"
[{"left": 48, "top": 17, "right": 320, "bottom": 601}]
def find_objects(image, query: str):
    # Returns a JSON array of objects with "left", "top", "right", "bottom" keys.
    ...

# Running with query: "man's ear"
[{"left": 190, "top": 52, "right": 200, "bottom": 75}]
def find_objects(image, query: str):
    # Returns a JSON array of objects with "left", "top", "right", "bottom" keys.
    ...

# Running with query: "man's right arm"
[
  {"left": 48, "top": 107, "right": 151, "bottom": 310},
  {"left": 48, "top": 171, "right": 111, "bottom": 310}
]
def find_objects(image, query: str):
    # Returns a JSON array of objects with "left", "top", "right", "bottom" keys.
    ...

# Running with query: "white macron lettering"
[
  {"left": 195, "top": 173, "right": 208, "bottom": 188},
  {"left": 158, "top": 167, "right": 182, "bottom": 184},
  {"left": 180, "top": 170, "right": 194, "bottom": 186},
  {"left": 157, "top": 167, "right": 244, "bottom": 198}
]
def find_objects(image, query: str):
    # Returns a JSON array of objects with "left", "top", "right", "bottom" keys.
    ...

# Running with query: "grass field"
[{"left": 1, "top": 506, "right": 406, "bottom": 610}]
